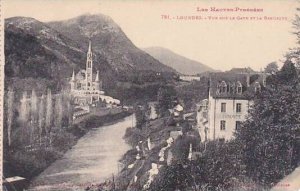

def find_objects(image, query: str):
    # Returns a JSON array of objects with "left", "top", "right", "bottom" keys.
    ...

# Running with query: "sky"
[{"left": 4, "top": 0, "right": 299, "bottom": 71}]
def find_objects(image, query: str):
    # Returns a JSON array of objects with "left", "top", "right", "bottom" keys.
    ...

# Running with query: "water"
[{"left": 29, "top": 114, "right": 135, "bottom": 191}]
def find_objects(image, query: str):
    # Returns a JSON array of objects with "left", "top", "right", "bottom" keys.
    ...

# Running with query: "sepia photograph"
[{"left": 2, "top": 0, "right": 300, "bottom": 190}]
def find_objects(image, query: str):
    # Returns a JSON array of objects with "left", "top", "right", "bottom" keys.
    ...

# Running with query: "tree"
[
  {"left": 135, "top": 105, "right": 146, "bottom": 129},
  {"left": 277, "top": 59, "right": 298, "bottom": 83},
  {"left": 264, "top": 62, "right": 279, "bottom": 74},
  {"left": 6, "top": 88, "right": 15, "bottom": 147},
  {"left": 235, "top": 62, "right": 300, "bottom": 186},
  {"left": 54, "top": 94, "right": 63, "bottom": 128},
  {"left": 19, "top": 91, "right": 29, "bottom": 124},
  {"left": 45, "top": 89, "right": 53, "bottom": 136},
  {"left": 156, "top": 85, "right": 177, "bottom": 117},
  {"left": 30, "top": 89, "right": 38, "bottom": 143},
  {"left": 150, "top": 141, "right": 244, "bottom": 191},
  {"left": 286, "top": 8, "right": 300, "bottom": 69},
  {"left": 38, "top": 94, "right": 45, "bottom": 144}
]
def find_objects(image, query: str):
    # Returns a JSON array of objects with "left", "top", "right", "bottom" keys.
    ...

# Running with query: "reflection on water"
[{"left": 29, "top": 115, "right": 135, "bottom": 191}]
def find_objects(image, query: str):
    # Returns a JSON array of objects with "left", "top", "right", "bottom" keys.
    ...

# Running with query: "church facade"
[{"left": 70, "top": 41, "right": 119, "bottom": 106}]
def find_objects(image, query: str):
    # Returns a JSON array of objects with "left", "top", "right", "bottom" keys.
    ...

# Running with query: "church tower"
[
  {"left": 86, "top": 40, "right": 93, "bottom": 90},
  {"left": 70, "top": 69, "right": 76, "bottom": 91},
  {"left": 94, "top": 70, "right": 102, "bottom": 91}
]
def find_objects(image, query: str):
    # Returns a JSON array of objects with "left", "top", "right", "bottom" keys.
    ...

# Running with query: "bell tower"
[
  {"left": 70, "top": 69, "right": 76, "bottom": 91},
  {"left": 86, "top": 40, "right": 93, "bottom": 90}
]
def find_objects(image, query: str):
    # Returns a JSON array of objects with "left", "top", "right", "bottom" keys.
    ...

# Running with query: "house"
[
  {"left": 168, "top": 104, "right": 184, "bottom": 120},
  {"left": 179, "top": 75, "right": 201, "bottom": 82},
  {"left": 205, "top": 71, "right": 267, "bottom": 141}
]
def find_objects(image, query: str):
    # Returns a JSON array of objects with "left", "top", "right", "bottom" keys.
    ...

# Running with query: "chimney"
[{"left": 246, "top": 73, "right": 250, "bottom": 87}]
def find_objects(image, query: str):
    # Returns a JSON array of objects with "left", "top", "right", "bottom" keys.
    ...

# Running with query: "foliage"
[
  {"left": 264, "top": 62, "right": 279, "bottom": 74},
  {"left": 156, "top": 85, "right": 177, "bottom": 117},
  {"left": 176, "top": 77, "right": 209, "bottom": 111},
  {"left": 6, "top": 88, "right": 15, "bottom": 147},
  {"left": 150, "top": 141, "right": 246, "bottom": 191},
  {"left": 135, "top": 105, "right": 147, "bottom": 130},
  {"left": 235, "top": 61, "right": 300, "bottom": 186}
]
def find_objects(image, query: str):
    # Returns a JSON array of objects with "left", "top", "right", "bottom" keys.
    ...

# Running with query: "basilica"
[{"left": 70, "top": 41, "right": 120, "bottom": 106}]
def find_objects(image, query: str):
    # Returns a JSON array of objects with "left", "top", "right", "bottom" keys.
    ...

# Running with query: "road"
[{"left": 271, "top": 166, "right": 300, "bottom": 191}]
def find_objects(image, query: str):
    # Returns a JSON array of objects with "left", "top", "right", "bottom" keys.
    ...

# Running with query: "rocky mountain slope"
[
  {"left": 144, "top": 47, "right": 215, "bottom": 75},
  {"left": 5, "top": 14, "right": 176, "bottom": 92},
  {"left": 47, "top": 14, "right": 176, "bottom": 73}
]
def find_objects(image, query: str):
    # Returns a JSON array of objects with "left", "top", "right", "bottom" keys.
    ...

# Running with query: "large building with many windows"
[{"left": 204, "top": 71, "right": 266, "bottom": 141}]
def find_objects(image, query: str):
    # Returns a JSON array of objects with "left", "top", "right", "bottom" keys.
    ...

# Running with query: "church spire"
[
  {"left": 95, "top": 70, "right": 99, "bottom": 82},
  {"left": 88, "top": 39, "right": 92, "bottom": 53},
  {"left": 71, "top": 69, "right": 75, "bottom": 81},
  {"left": 86, "top": 40, "right": 93, "bottom": 89}
]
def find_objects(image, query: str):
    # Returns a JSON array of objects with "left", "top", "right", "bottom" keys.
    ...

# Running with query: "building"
[
  {"left": 70, "top": 41, "right": 120, "bottom": 106},
  {"left": 204, "top": 71, "right": 266, "bottom": 141},
  {"left": 179, "top": 75, "right": 201, "bottom": 82},
  {"left": 196, "top": 99, "right": 209, "bottom": 142}
]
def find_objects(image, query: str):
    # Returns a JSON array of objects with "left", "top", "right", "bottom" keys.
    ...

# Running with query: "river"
[{"left": 28, "top": 114, "right": 135, "bottom": 191}]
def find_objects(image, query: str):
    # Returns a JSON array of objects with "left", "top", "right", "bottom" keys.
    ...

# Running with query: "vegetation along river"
[{"left": 29, "top": 114, "right": 136, "bottom": 191}]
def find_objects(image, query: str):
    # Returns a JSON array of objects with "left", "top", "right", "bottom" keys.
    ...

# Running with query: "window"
[
  {"left": 220, "top": 81, "right": 227, "bottom": 93},
  {"left": 236, "top": 103, "right": 242, "bottom": 113},
  {"left": 221, "top": 103, "right": 226, "bottom": 112},
  {"left": 236, "top": 121, "right": 242, "bottom": 130},
  {"left": 218, "top": 138, "right": 225, "bottom": 143},
  {"left": 229, "top": 83, "right": 235, "bottom": 94},
  {"left": 237, "top": 81, "right": 242, "bottom": 94},
  {"left": 220, "top": 120, "right": 226, "bottom": 130}
]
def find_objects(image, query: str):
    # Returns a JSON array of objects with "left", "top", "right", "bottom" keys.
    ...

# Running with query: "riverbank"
[
  {"left": 85, "top": 114, "right": 200, "bottom": 191},
  {"left": 4, "top": 109, "right": 132, "bottom": 188}
]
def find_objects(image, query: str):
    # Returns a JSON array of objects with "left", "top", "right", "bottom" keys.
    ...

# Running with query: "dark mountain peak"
[
  {"left": 48, "top": 13, "right": 121, "bottom": 39},
  {"left": 6, "top": 16, "right": 39, "bottom": 23},
  {"left": 72, "top": 13, "right": 113, "bottom": 23},
  {"left": 6, "top": 16, "right": 47, "bottom": 31},
  {"left": 5, "top": 13, "right": 176, "bottom": 87},
  {"left": 47, "top": 14, "right": 175, "bottom": 73}
]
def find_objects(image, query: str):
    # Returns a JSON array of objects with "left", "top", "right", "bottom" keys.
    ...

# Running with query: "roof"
[
  {"left": 5, "top": 176, "right": 26, "bottom": 183},
  {"left": 174, "top": 104, "right": 184, "bottom": 112},
  {"left": 227, "top": 67, "right": 255, "bottom": 74},
  {"left": 74, "top": 70, "right": 99, "bottom": 81},
  {"left": 209, "top": 72, "right": 266, "bottom": 99}
]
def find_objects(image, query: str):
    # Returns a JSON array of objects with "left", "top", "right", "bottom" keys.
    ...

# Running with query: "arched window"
[
  {"left": 220, "top": 81, "right": 227, "bottom": 93},
  {"left": 254, "top": 82, "right": 261, "bottom": 93},
  {"left": 237, "top": 81, "right": 242, "bottom": 94}
]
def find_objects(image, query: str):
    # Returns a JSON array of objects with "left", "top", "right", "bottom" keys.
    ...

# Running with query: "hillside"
[
  {"left": 144, "top": 47, "right": 215, "bottom": 75},
  {"left": 4, "top": 14, "right": 176, "bottom": 93},
  {"left": 47, "top": 14, "right": 176, "bottom": 74}
]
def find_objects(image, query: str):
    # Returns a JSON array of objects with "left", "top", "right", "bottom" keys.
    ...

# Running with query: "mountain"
[
  {"left": 47, "top": 14, "right": 176, "bottom": 73},
  {"left": 4, "top": 14, "right": 176, "bottom": 92},
  {"left": 143, "top": 47, "right": 215, "bottom": 75},
  {"left": 5, "top": 17, "right": 85, "bottom": 80}
]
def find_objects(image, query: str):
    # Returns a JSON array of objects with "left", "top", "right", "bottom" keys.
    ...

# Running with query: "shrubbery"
[{"left": 149, "top": 62, "right": 300, "bottom": 191}]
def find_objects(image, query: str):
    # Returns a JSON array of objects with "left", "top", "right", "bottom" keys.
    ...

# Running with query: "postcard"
[{"left": 1, "top": 0, "right": 300, "bottom": 191}]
